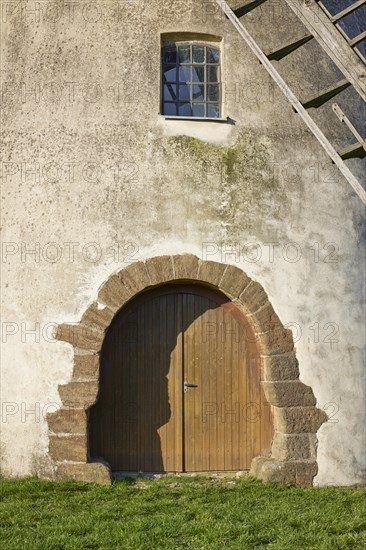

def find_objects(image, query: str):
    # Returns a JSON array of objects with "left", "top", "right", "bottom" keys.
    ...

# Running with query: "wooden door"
[
  {"left": 182, "top": 294, "right": 272, "bottom": 471},
  {"left": 89, "top": 287, "right": 184, "bottom": 472},
  {"left": 89, "top": 284, "right": 273, "bottom": 472}
]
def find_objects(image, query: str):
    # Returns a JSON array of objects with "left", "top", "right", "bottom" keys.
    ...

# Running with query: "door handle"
[{"left": 184, "top": 381, "right": 198, "bottom": 393}]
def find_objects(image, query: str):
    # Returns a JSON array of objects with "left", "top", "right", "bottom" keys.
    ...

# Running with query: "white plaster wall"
[{"left": 1, "top": 0, "right": 365, "bottom": 484}]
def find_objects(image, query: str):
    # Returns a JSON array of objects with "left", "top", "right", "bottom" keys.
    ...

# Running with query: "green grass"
[{"left": 0, "top": 476, "right": 365, "bottom": 549}]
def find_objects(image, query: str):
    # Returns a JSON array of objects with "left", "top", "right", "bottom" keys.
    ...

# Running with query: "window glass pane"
[
  {"left": 207, "top": 65, "right": 219, "bottom": 83},
  {"left": 192, "top": 103, "right": 205, "bottom": 117},
  {"left": 192, "top": 84, "right": 205, "bottom": 101},
  {"left": 163, "top": 84, "right": 177, "bottom": 101},
  {"left": 178, "top": 45, "right": 191, "bottom": 64},
  {"left": 163, "top": 65, "right": 177, "bottom": 82},
  {"left": 207, "top": 84, "right": 220, "bottom": 101},
  {"left": 163, "top": 46, "right": 177, "bottom": 64},
  {"left": 162, "top": 41, "right": 221, "bottom": 119},
  {"left": 178, "top": 66, "right": 191, "bottom": 83},
  {"left": 192, "top": 45, "right": 205, "bottom": 64},
  {"left": 178, "top": 84, "right": 190, "bottom": 101},
  {"left": 178, "top": 102, "right": 192, "bottom": 116},
  {"left": 207, "top": 47, "right": 220, "bottom": 64},
  {"left": 207, "top": 103, "right": 220, "bottom": 117},
  {"left": 192, "top": 66, "right": 204, "bottom": 83},
  {"left": 163, "top": 102, "right": 177, "bottom": 115}
]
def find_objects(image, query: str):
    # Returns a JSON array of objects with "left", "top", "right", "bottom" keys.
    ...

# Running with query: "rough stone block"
[
  {"left": 172, "top": 254, "right": 199, "bottom": 280},
  {"left": 57, "top": 462, "right": 111, "bottom": 485},
  {"left": 258, "top": 327, "right": 294, "bottom": 355},
  {"left": 219, "top": 264, "right": 251, "bottom": 298},
  {"left": 263, "top": 353, "right": 299, "bottom": 381},
  {"left": 98, "top": 275, "right": 132, "bottom": 311},
  {"left": 73, "top": 354, "right": 99, "bottom": 379},
  {"left": 118, "top": 261, "right": 150, "bottom": 294},
  {"left": 58, "top": 381, "right": 99, "bottom": 408},
  {"left": 263, "top": 381, "right": 316, "bottom": 407},
  {"left": 197, "top": 260, "right": 227, "bottom": 287},
  {"left": 250, "top": 303, "right": 282, "bottom": 334},
  {"left": 49, "top": 435, "right": 87, "bottom": 462},
  {"left": 145, "top": 255, "right": 174, "bottom": 285},
  {"left": 55, "top": 323, "right": 103, "bottom": 352},
  {"left": 250, "top": 457, "right": 317, "bottom": 486},
  {"left": 271, "top": 432, "right": 317, "bottom": 461},
  {"left": 239, "top": 281, "right": 269, "bottom": 314},
  {"left": 81, "top": 303, "right": 115, "bottom": 332},
  {"left": 250, "top": 457, "right": 296, "bottom": 484},
  {"left": 274, "top": 406, "right": 328, "bottom": 434},
  {"left": 295, "top": 460, "right": 318, "bottom": 487},
  {"left": 47, "top": 408, "right": 86, "bottom": 435}
]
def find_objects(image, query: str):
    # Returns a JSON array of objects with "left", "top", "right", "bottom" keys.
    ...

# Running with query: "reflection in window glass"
[
  {"left": 192, "top": 84, "right": 205, "bottom": 102},
  {"left": 179, "top": 84, "right": 190, "bottom": 101},
  {"left": 178, "top": 45, "right": 191, "bottom": 64},
  {"left": 163, "top": 84, "right": 176, "bottom": 101},
  {"left": 192, "top": 103, "right": 205, "bottom": 117},
  {"left": 178, "top": 103, "right": 192, "bottom": 116},
  {"left": 207, "top": 103, "right": 220, "bottom": 117},
  {"left": 193, "top": 45, "right": 205, "bottom": 64},
  {"left": 164, "top": 102, "right": 177, "bottom": 115},
  {"left": 192, "top": 67, "right": 204, "bottom": 83},
  {"left": 162, "top": 42, "right": 221, "bottom": 118}
]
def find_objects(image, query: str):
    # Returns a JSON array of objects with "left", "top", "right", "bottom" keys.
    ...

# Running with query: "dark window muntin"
[{"left": 161, "top": 42, "right": 221, "bottom": 118}]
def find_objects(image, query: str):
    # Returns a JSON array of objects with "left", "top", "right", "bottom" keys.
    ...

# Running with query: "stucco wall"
[{"left": 1, "top": 0, "right": 365, "bottom": 485}]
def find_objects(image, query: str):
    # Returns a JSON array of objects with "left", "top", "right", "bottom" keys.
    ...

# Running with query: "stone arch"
[{"left": 47, "top": 254, "right": 327, "bottom": 486}]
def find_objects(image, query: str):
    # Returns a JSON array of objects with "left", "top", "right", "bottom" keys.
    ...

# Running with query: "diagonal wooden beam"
[
  {"left": 215, "top": 0, "right": 366, "bottom": 204},
  {"left": 282, "top": 0, "right": 366, "bottom": 101}
]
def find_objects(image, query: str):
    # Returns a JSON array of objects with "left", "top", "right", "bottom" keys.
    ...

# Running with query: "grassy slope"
[{"left": 0, "top": 476, "right": 365, "bottom": 549}]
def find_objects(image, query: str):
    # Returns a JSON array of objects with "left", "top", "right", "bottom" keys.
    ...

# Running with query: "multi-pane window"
[{"left": 161, "top": 43, "right": 221, "bottom": 118}]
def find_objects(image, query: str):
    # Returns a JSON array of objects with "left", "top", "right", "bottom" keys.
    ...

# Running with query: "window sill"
[{"left": 160, "top": 115, "right": 234, "bottom": 124}]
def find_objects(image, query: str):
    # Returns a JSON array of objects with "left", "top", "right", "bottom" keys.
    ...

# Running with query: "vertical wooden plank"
[
  {"left": 148, "top": 298, "right": 155, "bottom": 471},
  {"left": 137, "top": 302, "right": 144, "bottom": 471},
  {"left": 207, "top": 304, "right": 218, "bottom": 471},
  {"left": 183, "top": 293, "right": 194, "bottom": 471},
  {"left": 130, "top": 312, "right": 139, "bottom": 471},
  {"left": 200, "top": 302, "right": 211, "bottom": 471},
  {"left": 230, "top": 308, "right": 240, "bottom": 470},
  {"left": 194, "top": 296, "right": 203, "bottom": 470},
  {"left": 174, "top": 293, "right": 183, "bottom": 472},
  {"left": 158, "top": 295, "right": 165, "bottom": 469},
  {"left": 246, "top": 329, "right": 255, "bottom": 469},
  {"left": 115, "top": 315, "right": 125, "bottom": 471},
  {"left": 158, "top": 292, "right": 183, "bottom": 473},
  {"left": 216, "top": 303, "right": 225, "bottom": 471},
  {"left": 224, "top": 304, "right": 233, "bottom": 470}
]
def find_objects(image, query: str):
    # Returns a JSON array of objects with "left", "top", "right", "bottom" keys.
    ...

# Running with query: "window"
[{"left": 161, "top": 42, "right": 221, "bottom": 118}]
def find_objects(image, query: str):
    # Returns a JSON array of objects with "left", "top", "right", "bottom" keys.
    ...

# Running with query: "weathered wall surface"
[{"left": 1, "top": 0, "right": 365, "bottom": 485}]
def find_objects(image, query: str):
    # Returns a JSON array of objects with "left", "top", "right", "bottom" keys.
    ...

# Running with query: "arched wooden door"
[{"left": 89, "top": 284, "right": 273, "bottom": 472}]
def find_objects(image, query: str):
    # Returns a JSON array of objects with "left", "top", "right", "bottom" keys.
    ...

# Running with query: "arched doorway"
[
  {"left": 49, "top": 254, "right": 327, "bottom": 485},
  {"left": 89, "top": 283, "right": 273, "bottom": 473}
]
